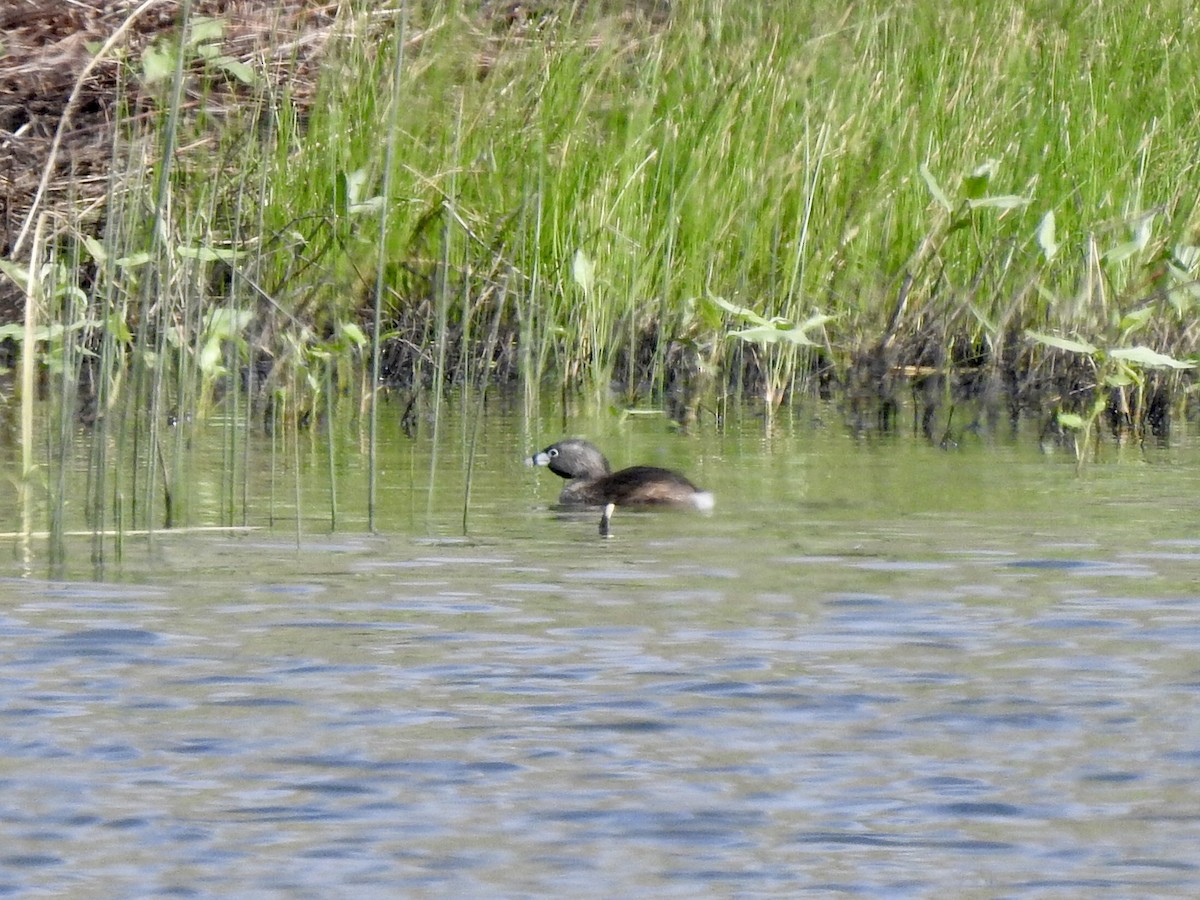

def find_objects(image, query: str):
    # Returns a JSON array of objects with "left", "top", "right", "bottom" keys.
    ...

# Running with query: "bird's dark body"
[{"left": 526, "top": 438, "right": 713, "bottom": 535}]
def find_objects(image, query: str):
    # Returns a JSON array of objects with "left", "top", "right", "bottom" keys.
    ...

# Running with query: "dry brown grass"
[{"left": 0, "top": 0, "right": 339, "bottom": 320}]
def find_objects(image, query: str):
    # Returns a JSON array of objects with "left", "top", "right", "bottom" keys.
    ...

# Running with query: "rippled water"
[{"left": 2, "top": 413, "right": 1200, "bottom": 895}]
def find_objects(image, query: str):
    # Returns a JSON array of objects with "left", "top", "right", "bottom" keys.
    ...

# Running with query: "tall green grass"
[
  {"left": 5, "top": 0, "right": 1200, "bottom": 544},
  {"left": 260, "top": 0, "right": 1200, "bottom": 398}
]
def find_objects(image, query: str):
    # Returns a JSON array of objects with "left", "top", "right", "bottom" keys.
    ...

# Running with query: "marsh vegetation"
[{"left": 2, "top": 0, "right": 1200, "bottom": 545}]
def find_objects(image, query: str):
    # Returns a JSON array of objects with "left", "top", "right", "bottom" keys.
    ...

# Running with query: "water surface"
[{"left": 2, "top": 409, "right": 1199, "bottom": 896}]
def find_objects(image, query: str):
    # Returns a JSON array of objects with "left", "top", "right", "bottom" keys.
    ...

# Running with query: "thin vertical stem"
[
  {"left": 325, "top": 362, "right": 338, "bottom": 530},
  {"left": 17, "top": 214, "right": 47, "bottom": 567},
  {"left": 463, "top": 277, "right": 508, "bottom": 534},
  {"left": 428, "top": 100, "right": 463, "bottom": 525},
  {"left": 369, "top": 4, "right": 408, "bottom": 532},
  {"left": 291, "top": 374, "right": 302, "bottom": 548},
  {"left": 133, "top": 0, "right": 192, "bottom": 536}
]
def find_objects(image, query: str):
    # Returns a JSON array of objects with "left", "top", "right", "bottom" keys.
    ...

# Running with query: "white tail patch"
[{"left": 692, "top": 491, "right": 715, "bottom": 512}]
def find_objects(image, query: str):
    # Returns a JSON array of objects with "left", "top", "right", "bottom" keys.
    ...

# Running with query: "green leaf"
[
  {"left": 1104, "top": 369, "right": 1138, "bottom": 388},
  {"left": 704, "top": 294, "right": 769, "bottom": 326},
  {"left": 349, "top": 195, "right": 384, "bottom": 215},
  {"left": 1165, "top": 263, "right": 1200, "bottom": 315},
  {"left": 332, "top": 170, "right": 350, "bottom": 218},
  {"left": 691, "top": 295, "right": 724, "bottom": 331},
  {"left": 1057, "top": 412, "right": 1085, "bottom": 430},
  {"left": 1172, "top": 244, "right": 1200, "bottom": 271},
  {"left": 115, "top": 251, "right": 152, "bottom": 268},
  {"left": 962, "top": 303, "right": 994, "bottom": 336},
  {"left": 572, "top": 249, "right": 595, "bottom": 294},
  {"left": 81, "top": 235, "right": 108, "bottom": 264},
  {"left": 919, "top": 163, "right": 952, "bottom": 211},
  {"left": 203, "top": 307, "right": 253, "bottom": 340},
  {"left": 211, "top": 56, "right": 257, "bottom": 86},
  {"left": 1106, "top": 346, "right": 1195, "bottom": 369},
  {"left": 198, "top": 336, "right": 224, "bottom": 375},
  {"left": 1036, "top": 210, "right": 1059, "bottom": 262},
  {"left": 727, "top": 324, "right": 816, "bottom": 346},
  {"left": 962, "top": 159, "right": 998, "bottom": 200},
  {"left": 0, "top": 258, "right": 29, "bottom": 290},
  {"left": 1035, "top": 285, "right": 1058, "bottom": 306},
  {"left": 1133, "top": 212, "right": 1155, "bottom": 249},
  {"left": 344, "top": 169, "right": 369, "bottom": 205},
  {"left": 141, "top": 42, "right": 176, "bottom": 85},
  {"left": 1026, "top": 330, "right": 1097, "bottom": 355},
  {"left": 177, "top": 245, "right": 244, "bottom": 262},
  {"left": 341, "top": 322, "right": 368, "bottom": 348},
  {"left": 106, "top": 313, "right": 133, "bottom": 344},
  {"left": 796, "top": 312, "right": 835, "bottom": 332},
  {"left": 1104, "top": 239, "right": 1143, "bottom": 266},
  {"left": 966, "top": 195, "right": 1030, "bottom": 210},
  {"left": 61, "top": 284, "right": 87, "bottom": 306},
  {"left": 0, "top": 322, "right": 74, "bottom": 342},
  {"left": 187, "top": 16, "right": 225, "bottom": 46},
  {"left": 1117, "top": 306, "right": 1153, "bottom": 335},
  {"left": 1104, "top": 213, "right": 1155, "bottom": 265},
  {"left": 947, "top": 210, "right": 974, "bottom": 234}
]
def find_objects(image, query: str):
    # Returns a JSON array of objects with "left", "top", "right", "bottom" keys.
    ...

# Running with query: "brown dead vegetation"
[
  {"left": 0, "top": 0, "right": 667, "bottom": 322},
  {"left": 0, "top": 0, "right": 338, "bottom": 320}
]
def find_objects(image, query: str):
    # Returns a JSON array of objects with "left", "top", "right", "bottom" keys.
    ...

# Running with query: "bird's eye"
[{"left": 548, "top": 448, "right": 558, "bottom": 458}]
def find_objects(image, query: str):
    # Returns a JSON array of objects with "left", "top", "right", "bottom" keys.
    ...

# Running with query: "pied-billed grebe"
[{"left": 526, "top": 438, "right": 714, "bottom": 535}]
